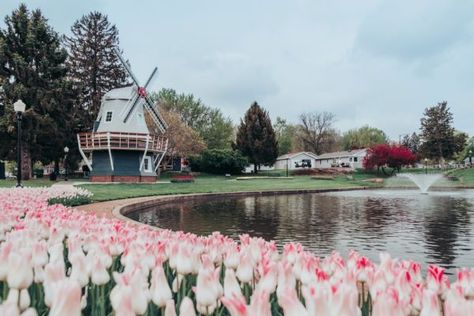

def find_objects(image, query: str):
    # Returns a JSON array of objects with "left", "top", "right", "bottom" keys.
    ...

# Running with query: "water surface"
[{"left": 127, "top": 189, "right": 474, "bottom": 274}]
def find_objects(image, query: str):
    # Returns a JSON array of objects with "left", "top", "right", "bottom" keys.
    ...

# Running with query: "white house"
[
  {"left": 274, "top": 152, "right": 319, "bottom": 170},
  {"left": 314, "top": 149, "right": 367, "bottom": 169}
]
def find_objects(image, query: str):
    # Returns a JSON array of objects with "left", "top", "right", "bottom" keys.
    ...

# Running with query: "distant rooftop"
[{"left": 316, "top": 148, "right": 367, "bottom": 159}]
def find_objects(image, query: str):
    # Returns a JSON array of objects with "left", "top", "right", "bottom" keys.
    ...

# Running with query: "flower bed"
[{"left": 0, "top": 187, "right": 473, "bottom": 315}]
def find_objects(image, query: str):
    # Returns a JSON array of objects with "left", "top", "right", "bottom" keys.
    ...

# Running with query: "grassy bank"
[{"left": 81, "top": 174, "right": 378, "bottom": 202}]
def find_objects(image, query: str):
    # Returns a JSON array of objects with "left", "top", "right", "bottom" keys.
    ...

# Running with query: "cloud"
[{"left": 354, "top": 0, "right": 474, "bottom": 61}]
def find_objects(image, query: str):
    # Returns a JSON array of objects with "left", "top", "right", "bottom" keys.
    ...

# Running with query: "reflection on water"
[{"left": 127, "top": 189, "right": 474, "bottom": 274}]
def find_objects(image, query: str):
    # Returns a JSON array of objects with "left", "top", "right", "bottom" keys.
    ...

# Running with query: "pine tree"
[
  {"left": 64, "top": 12, "right": 128, "bottom": 129},
  {"left": 419, "top": 101, "right": 457, "bottom": 162},
  {"left": 0, "top": 4, "right": 75, "bottom": 178},
  {"left": 235, "top": 102, "right": 278, "bottom": 173}
]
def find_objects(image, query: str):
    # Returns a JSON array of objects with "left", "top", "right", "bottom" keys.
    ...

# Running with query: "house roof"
[
  {"left": 277, "top": 151, "right": 318, "bottom": 160},
  {"left": 316, "top": 149, "right": 367, "bottom": 160}
]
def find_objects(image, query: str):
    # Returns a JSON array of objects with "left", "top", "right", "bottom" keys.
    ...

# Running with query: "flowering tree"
[{"left": 364, "top": 144, "right": 416, "bottom": 175}]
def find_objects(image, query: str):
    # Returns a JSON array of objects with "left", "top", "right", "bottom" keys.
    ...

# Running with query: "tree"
[
  {"left": 155, "top": 88, "right": 234, "bottom": 149},
  {"left": 401, "top": 132, "right": 420, "bottom": 156},
  {"left": 157, "top": 109, "right": 206, "bottom": 161},
  {"left": 235, "top": 102, "right": 278, "bottom": 173},
  {"left": 274, "top": 117, "right": 296, "bottom": 155},
  {"left": 419, "top": 102, "right": 459, "bottom": 162},
  {"left": 296, "top": 111, "right": 336, "bottom": 155},
  {"left": 341, "top": 125, "right": 388, "bottom": 150},
  {"left": 363, "top": 144, "right": 416, "bottom": 175},
  {"left": 64, "top": 11, "right": 128, "bottom": 129},
  {"left": 0, "top": 4, "right": 76, "bottom": 178}
]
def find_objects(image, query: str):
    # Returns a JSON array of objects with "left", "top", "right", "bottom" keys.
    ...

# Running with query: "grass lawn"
[
  {"left": 81, "top": 174, "right": 379, "bottom": 202},
  {"left": 0, "top": 178, "right": 54, "bottom": 188},
  {"left": 446, "top": 167, "right": 474, "bottom": 185}
]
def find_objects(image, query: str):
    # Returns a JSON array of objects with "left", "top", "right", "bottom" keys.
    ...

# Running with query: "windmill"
[{"left": 77, "top": 49, "right": 168, "bottom": 182}]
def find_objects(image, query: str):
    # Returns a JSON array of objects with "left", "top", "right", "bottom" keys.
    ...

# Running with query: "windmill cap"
[{"left": 104, "top": 85, "right": 135, "bottom": 101}]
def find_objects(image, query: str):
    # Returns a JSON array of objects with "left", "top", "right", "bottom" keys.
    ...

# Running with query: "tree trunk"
[
  {"left": 21, "top": 145, "right": 32, "bottom": 180},
  {"left": 253, "top": 163, "right": 258, "bottom": 174}
]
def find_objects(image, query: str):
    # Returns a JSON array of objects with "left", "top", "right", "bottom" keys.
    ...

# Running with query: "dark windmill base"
[{"left": 89, "top": 150, "right": 157, "bottom": 183}]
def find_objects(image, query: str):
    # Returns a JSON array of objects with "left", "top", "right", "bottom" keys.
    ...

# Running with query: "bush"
[{"left": 190, "top": 149, "right": 248, "bottom": 175}]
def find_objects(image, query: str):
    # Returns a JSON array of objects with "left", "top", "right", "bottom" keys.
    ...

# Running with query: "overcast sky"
[{"left": 1, "top": 0, "right": 473, "bottom": 140}]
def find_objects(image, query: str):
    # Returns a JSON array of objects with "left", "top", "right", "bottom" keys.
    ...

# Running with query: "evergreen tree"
[
  {"left": 64, "top": 11, "right": 127, "bottom": 129},
  {"left": 401, "top": 132, "right": 420, "bottom": 156},
  {"left": 235, "top": 102, "right": 278, "bottom": 173},
  {"left": 0, "top": 4, "right": 75, "bottom": 178},
  {"left": 419, "top": 101, "right": 458, "bottom": 162}
]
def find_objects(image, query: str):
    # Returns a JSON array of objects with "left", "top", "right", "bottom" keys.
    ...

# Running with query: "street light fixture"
[
  {"left": 424, "top": 158, "right": 428, "bottom": 175},
  {"left": 469, "top": 149, "right": 472, "bottom": 167},
  {"left": 64, "top": 146, "right": 69, "bottom": 181},
  {"left": 14, "top": 100, "right": 26, "bottom": 188}
]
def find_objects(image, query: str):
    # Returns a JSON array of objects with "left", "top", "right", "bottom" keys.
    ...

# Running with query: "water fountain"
[{"left": 396, "top": 173, "right": 443, "bottom": 193}]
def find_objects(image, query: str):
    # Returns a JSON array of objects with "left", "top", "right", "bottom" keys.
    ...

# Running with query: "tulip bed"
[{"left": 0, "top": 188, "right": 473, "bottom": 315}]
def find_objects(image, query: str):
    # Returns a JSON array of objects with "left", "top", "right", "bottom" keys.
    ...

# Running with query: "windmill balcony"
[{"left": 78, "top": 132, "right": 167, "bottom": 153}]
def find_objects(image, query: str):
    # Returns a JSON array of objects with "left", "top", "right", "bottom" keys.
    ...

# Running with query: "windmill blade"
[
  {"left": 113, "top": 47, "right": 141, "bottom": 87},
  {"left": 123, "top": 93, "right": 141, "bottom": 123},
  {"left": 144, "top": 67, "right": 158, "bottom": 89},
  {"left": 144, "top": 97, "right": 167, "bottom": 133}
]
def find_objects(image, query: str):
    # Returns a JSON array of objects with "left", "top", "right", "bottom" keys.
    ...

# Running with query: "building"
[
  {"left": 274, "top": 152, "right": 319, "bottom": 170},
  {"left": 314, "top": 149, "right": 367, "bottom": 169}
]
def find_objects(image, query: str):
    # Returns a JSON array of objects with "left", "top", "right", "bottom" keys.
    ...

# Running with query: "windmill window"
[
  {"left": 106, "top": 111, "right": 113, "bottom": 122},
  {"left": 143, "top": 157, "right": 152, "bottom": 172}
]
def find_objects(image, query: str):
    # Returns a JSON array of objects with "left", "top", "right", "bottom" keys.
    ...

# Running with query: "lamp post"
[
  {"left": 64, "top": 146, "right": 69, "bottom": 181},
  {"left": 469, "top": 149, "right": 472, "bottom": 167},
  {"left": 14, "top": 100, "right": 26, "bottom": 188},
  {"left": 286, "top": 157, "right": 289, "bottom": 177},
  {"left": 424, "top": 158, "right": 428, "bottom": 175}
]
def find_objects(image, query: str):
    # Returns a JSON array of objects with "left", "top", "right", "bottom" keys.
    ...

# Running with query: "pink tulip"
[
  {"left": 7, "top": 251, "right": 33, "bottom": 289},
  {"left": 224, "top": 268, "right": 243, "bottom": 299},
  {"left": 150, "top": 266, "right": 172, "bottom": 307},
  {"left": 248, "top": 289, "right": 271, "bottom": 316},
  {"left": 372, "top": 287, "right": 408, "bottom": 316},
  {"left": 420, "top": 289, "right": 441, "bottom": 316},
  {"left": 48, "top": 278, "right": 82, "bottom": 316},
  {"left": 164, "top": 299, "right": 177, "bottom": 316},
  {"left": 278, "top": 286, "right": 308, "bottom": 316},
  {"left": 180, "top": 297, "right": 196, "bottom": 316},
  {"left": 0, "top": 302, "right": 20, "bottom": 316},
  {"left": 236, "top": 249, "right": 254, "bottom": 284},
  {"left": 221, "top": 294, "right": 247, "bottom": 316}
]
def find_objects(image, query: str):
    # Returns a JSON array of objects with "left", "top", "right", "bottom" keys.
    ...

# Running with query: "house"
[
  {"left": 314, "top": 149, "right": 367, "bottom": 169},
  {"left": 274, "top": 152, "right": 319, "bottom": 170}
]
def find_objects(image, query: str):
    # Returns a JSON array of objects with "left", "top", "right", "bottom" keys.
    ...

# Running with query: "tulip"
[
  {"left": 278, "top": 286, "right": 308, "bottom": 316},
  {"left": 7, "top": 251, "right": 33, "bottom": 289},
  {"left": 164, "top": 299, "right": 177, "bottom": 316},
  {"left": 48, "top": 278, "right": 82, "bottom": 316},
  {"left": 224, "top": 268, "right": 243, "bottom": 299},
  {"left": 420, "top": 289, "right": 441, "bottom": 316},
  {"left": 180, "top": 297, "right": 196, "bottom": 316},
  {"left": 236, "top": 250, "right": 254, "bottom": 284},
  {"left": 150, "top": 266, "right": 172, "bottom": 307}
]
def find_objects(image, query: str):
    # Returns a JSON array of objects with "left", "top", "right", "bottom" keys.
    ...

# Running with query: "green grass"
[
  {"left": 0, "top": 178, "right": 54, "bottom": 188},
  {"left": 81, "top": 175, "right": 378, "bottom": 202},
  {"left": 445, "top": 167, "right": 474, "bottom": 185}
]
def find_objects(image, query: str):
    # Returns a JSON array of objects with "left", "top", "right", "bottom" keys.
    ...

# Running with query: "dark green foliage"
[
  {"left": 155, "top": 88, "right": 234, "bottom": 149},
  {"left": 190, "top": 149, "right": 248, "bottom": 174},
  {"left": 48, "top": 195, "right": 92, "bottom": 206},
  {"left": 401, "top": 132, "right": 420, "bottom": 156},
  {"left": 64, "top": 11, "right": 128, "bottom": 130},
  {"left": 0, "top": 4, "right": 77, "bottom": 174},
  {"left": 419, "top": 101, "right": 464, "bottom": 161},
  {"left": 235, "top": 102, "right": 278, "bottom": 173}
]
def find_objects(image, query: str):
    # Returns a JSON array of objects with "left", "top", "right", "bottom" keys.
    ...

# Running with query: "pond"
[{"left": 126, "top": 189, "right": 474, "bottom": 275}]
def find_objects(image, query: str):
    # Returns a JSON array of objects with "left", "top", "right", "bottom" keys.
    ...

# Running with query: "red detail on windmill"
[{"left": 137, "top": 87, "right": 147, "bottom": 98}]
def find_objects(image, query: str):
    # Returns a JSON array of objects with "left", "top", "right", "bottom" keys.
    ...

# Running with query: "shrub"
[{"left": 190, "top": 149, "right": 248, "bottom": 175}]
